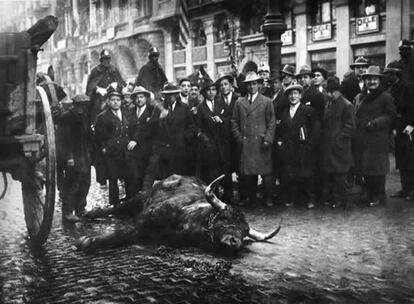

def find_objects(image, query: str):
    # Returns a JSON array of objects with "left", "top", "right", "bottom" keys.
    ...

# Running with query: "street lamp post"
[{"left": 261, "top": 0, "right": 286, "bottom": 80}]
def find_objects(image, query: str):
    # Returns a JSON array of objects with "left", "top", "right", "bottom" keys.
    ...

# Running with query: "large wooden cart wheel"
[{"left": 21, "top": 86, "right": 56, "bottom": 246}]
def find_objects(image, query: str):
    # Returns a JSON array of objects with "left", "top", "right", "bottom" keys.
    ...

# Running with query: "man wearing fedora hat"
[
  {"left": 127, "top": 86, "right": 155, "bottom": 191},
  {"left": 232, "top": 71, "right": 276, "bottom": 207},
  {"left": 341, "top": 56, "right": 370, "bottom": 103},
  {"left": 280, "top": 64, "right": 295, "bottom": 91},
  {"left": 134, "top": 47, "right": 168, "bottom": 94},
  {"left": 276, "top": 84, "right": 320, "bottom": 209},
  {"left": 321, "top": 77, "right": 355, "bottom": 208},
  {"left": 95, "top": 83, "right": 138, "bottom": 206},
  {"left": 142, "top": 82, "right": 196, "bottom": 189},
  {"left": 353, "top": 66, "right": 397, "bottom": 207},
  {"left": 296, "top": 65, "right": 325, "bottom": 124},
  {"left": 58, "top": 94, "right": 93, "bottom": 222},
  {"left": 383, "top": 60, "right": 414, "bottom": 200},
  {"left": 196, "top": 79, "right": 234, "bottom": 203}
]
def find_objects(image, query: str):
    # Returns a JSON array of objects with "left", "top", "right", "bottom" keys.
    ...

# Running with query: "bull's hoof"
[{"left": 75, "top": 236, "right": 95, "bottom": 251}]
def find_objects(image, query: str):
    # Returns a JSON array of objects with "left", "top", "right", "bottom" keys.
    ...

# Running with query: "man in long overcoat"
[
  {"left": 321, "top": 77, "right": 356, "bottom": 208},
  {"left": 353, "top": 66, "right": 397, "bottom": 206},
  {"left": 231, "top": 71, "right": 276, "bottom": 207},
  {"left": 142, "top": 83, "right": 196, "bottom": 189},
  {"left": 383, "top": 60, "right": 414, "bottom": 200},
  {"left": 95, "top": 84, "right": 137, "bottom": 206},
  {"left": 134, "top": 47, "right": 168, "bottom": 94},
  {"left": 276, "top": 84, "right": 321, "bottom": 208}
]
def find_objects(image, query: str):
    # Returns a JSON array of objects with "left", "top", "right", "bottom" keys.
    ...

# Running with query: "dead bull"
[{"left": 76, "top": 175, "right": 280, "bottom": 253}]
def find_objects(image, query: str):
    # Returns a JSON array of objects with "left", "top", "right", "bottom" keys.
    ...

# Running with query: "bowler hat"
[
  {"left": 148, "top": 47, "right": 160, "bottom": 57},
  {"left": 383, "top": 60, "right": 403, "bottom": 74},
  {"left": 350, "top": 56, "right": 369, "bottom": 68},
  {"left": 131, "top": 86, "right": 151, "bottom": 98},
  {"left": 284, "top": 84, "right": 303, "bottom": 95},
  {"left": 295, "top": 65, "right": 314, "bottom": 78},
  {"left": 100, "top": 49, "right": 111, "bottom": 61},
  {"left": 398, "top": 39, "right": 412, "bottom": 49},
  {"left": 72, "top": 94, "right": 90, "bottom": 104},
  {"left": 325, "top": 76, "right": 341, "bottom": 93},
  {"left": 106, "top": 82, "right": 123, "bottom": 98},
  {"left": 161, "top": 82, "right": 181, "bottom": 94},
  {"left": 361, "top": 65, "right": 383, "bottom": 78},
  {"left": 258, "top": 62, "right": 270, "bottom": 73},
  {"left": 312, "top": 67, "right": 328, "bottom": 79},
  {"left": 242, "top": 71, "right": 263, "bottom": 83}
]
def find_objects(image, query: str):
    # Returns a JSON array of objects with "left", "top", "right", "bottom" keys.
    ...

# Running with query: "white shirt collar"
[
  {"left": 206, "top": 99, "right": 214, "bottom": 112},
  {"left": 111, "top": 109, "right": 122, "bottom": 120},
  {"left": 224, "top": 91, "right": 233, "bottom": 104},
  {"left": 171, "top": 101, "right": 177, "bottom": 111},
  {"left": 289, "top": 102, "right": 300, "bottom": 118},
  {"left": 248, "top": 92, "right": 259, "bottom": 103},
  {"left": 136, "top": 104, "right": 146, "bottom": 117},
  {"left": 180, "top": 94, "right": 188, "bottom": 104}
]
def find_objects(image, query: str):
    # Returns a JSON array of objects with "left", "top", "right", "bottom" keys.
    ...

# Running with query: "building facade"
[{"left": 1, "top": 0, "right": 413, "bottom": 97}]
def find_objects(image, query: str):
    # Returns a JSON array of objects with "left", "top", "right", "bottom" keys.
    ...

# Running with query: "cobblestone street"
[{"left": 1, "top": 160, "right": 414, "bottom": 303}]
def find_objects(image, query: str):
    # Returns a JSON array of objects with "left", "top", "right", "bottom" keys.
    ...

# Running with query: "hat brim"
[
  {"left": 383, "top": 68, "right": 401, "bottom": 74},
  {"left": 215, "top": 75, "right": 234, "bottom": 86},
  {"left": 361, "top": 73, "right": 383, "bottom": 78},
  {"left": 350, "top": 63, "right": 369, "bottom": 68},
  {"left": 161, "top": 89, "right": 181, "bottom": 94},
  {"left": 131, "top": 91, "right": 151, "bottom": 98},
  {"left": 280, "top": 71, "right": 295, "bottom": 77},
  {"left": 295, "top": 72, "right": 314, "bottom": 78},
  {"left": 107, "top": 92, "right": 123, "bottom": 97},
  {"left": 284, "top": 85, "right": 303, "bottom": 95},
  {"left": 242, "top": 77, "right": 264, "bottom": 83}
]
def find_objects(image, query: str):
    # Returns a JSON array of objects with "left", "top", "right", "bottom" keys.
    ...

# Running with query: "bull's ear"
[{"left": 205, "top": 175, "right": 227, "bottom": 210}]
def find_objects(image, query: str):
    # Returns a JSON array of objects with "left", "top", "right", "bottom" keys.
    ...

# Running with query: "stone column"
[
  {"left": 72, "top": 0, "right": 80, "bottom": 36},
  {"left": 335, "top": 0, "right": 351, "bottom": 79},
  {"left": 186, "top": 37, "right": 193, "bottom": 75},
  {"left": 203, "top": 16, "right": 216, "bottom": 78},
  {"left": 294, "top": 3, "right": 309, "bottom": 70},
  {"left": 261, "top": 0, "right": 286, "bottom": 79},
  {"left": 385, "top": 0, "right": 402, "bottom": 63},
  {"left": 89, "top": 0, "right": 96, "bottom": 32},
  {"left": 163, "top": 30, "right": 174, "bottom": 81}
]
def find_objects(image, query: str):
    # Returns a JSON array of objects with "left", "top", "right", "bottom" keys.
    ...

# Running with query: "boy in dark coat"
[
  {"left": 353, "top": 66, "right": 397, "bottom": 206},
  {"left": 58, "top": 94, "right": 93, "bottom": 222},
  {"left": 95, "top": 83, "right": 137, "bottom": 206},
  {"left": 276, "top": 84, "right": 321, "bottom": 208},
  {"left": 321, "top": 77, "right": 356, "bottom": 208}
]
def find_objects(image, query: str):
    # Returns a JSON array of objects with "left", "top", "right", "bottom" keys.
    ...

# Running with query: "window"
[
  {"left": 351, "top": 0, "right": 386, "bottom": 17},
  {"left": 119, "top": 0, "right": 128, "bottom": 21},
  {"left": 284, "top": 10, "right": 294, "bottom": 30},
  {"left": 95, "top": 1, "right": 102, "bottom": 28},
  {"left": 192, "top": 19, "right": 206, "bottom": 47},
  {"left": 104, "top": 0, "right": 111, "bottom": 23},
  {"left": 134, "top": 0, "right": 152, "bottom": 17},
  {"left": 309, "top": 0, "right": 334, "bottom": 25},
  {"left": 214, "top": 14, "right": 230, "bottom": 43}
]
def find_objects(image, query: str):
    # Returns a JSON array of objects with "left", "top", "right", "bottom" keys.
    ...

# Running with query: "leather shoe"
[
  {"left": 63, "top": 213, "right": 81, "bottom": 222},
  {"left": 284, "top": 202, "right": 294, "bottom": 207},
  {"left": 369, "top": 200, "right": 381, "bottom": 207},
  {"left": 307, "top": 202, "right": 315, "bottom": 209},
  {"left": 390, "top": 190, "right": 407, "bottom": 198}
]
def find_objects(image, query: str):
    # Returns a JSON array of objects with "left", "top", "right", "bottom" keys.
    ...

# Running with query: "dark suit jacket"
[
  {"left": 301, "top": 85, "right": 326, "bottom": 124},
  {"left": 321, "top": 95, "right": 355, "bottom": 173},
  {"left": 341, "top": 72, "right": 362, "bottom": 103},
  {"left": 276, "top": 103, "right": 321, "bottom": 179}
]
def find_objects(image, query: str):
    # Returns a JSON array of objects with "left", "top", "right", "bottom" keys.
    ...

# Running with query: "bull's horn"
[
  {"left": 205, "top": 174, "right": 227, "bottom": 210},
  {"left": 248, "top": 226, "right": 281, "bottom": 241}
]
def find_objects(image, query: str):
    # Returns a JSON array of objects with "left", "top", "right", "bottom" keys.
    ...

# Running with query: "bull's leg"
[
  {"left": 85, "top": 192, "right": 146, "bottom": 219},
  {"left": 76, "top": 226, "right": 138, "bottom": 251}
]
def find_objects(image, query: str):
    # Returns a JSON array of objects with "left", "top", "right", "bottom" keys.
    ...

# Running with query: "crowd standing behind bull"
[{"left": 52, "top": 41, "right": 414, "bottom": 223}]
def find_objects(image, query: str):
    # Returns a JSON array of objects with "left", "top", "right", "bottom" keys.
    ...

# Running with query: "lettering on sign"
[
  {"left": 282, "top": 30, "right": 293, "bottom": 46},
  {"left": 356, "top": 15, "right": 379, "bottom": 34},
  {"left": 312, "top": 23, "right": 332, "bottom": 41}
]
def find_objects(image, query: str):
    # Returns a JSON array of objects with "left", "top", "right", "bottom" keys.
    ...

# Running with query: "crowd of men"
[{"left": 45, "top": 41, "right": 414, "bottom": 222}]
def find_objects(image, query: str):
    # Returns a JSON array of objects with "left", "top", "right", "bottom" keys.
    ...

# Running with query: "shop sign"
[
  {"left": 356, "top": 14, "right": 379, "bottom": 34},
  {"left": 282, "top": 30, "right": 293, "bottom": 46},
  {"left": 312, "top": 23, "right": 332, "bottom": 41}
]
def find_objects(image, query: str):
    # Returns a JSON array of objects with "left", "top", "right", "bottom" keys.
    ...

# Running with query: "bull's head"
[{"left": 205, "top": 175, "right": 281, "bottom": 252}]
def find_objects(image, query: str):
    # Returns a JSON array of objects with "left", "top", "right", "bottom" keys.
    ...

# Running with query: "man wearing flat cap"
[
  {"left": 321, "top": 77, "right": 355, "bottom": 208},
  {"left": 58, "top": 94, "right": 93, "bottom": 222},
  {"left": 280, "top": 64, "right": 295, "bottom": 91},
  {"left": 341, "top": 56, "right": 369, "bottom": 103},
  {"left": 231, "top": 71, "right": 276, "bottom": 207},
  {"left": 353, "top": 66, "right": 397, "bottom": 207},
  {"left": 142, "top": 82, "right": 196, "bottom": 189},
  {"left": 275, "top": 84, "right": 320, "bottom": 209},
  {"left": 312, "top": 67, "right": 328, "bottom": 95},
  {"left": 383, "top": 60, "right": 414, "bottom": 200},
  {"left": 95, "top": 83, "right": 137, "bottom": 206}
]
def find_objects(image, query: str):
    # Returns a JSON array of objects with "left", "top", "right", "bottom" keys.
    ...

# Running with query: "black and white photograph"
[{"left": 0, "top": 0, "right": 413, "bottom": 303}]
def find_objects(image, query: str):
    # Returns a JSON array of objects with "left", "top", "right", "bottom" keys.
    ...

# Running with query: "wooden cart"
[{"left": 0, "top": 31, "right": 56, "bottom": 246}]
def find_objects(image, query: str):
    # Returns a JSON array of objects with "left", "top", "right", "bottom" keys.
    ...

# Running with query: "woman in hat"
[
  {"left": 353, "top": 66, "right": 397, "bottom": 207},
  {"left": 95, "top": 83, "right": 138, "bottom": 206},
  {"left": 275, "top": 84, "right": 320, "bottom": 209}
]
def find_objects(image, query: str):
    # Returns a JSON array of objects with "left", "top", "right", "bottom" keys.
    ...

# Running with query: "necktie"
[
  {"left": 249, "top": 95, "right": 253, "bottom": 104},
  {"left": 225, "top": 95, "right": 229, "bottom": 105},
  {"left": 137, "top": 107, "right": 141, "bottom": 118}
]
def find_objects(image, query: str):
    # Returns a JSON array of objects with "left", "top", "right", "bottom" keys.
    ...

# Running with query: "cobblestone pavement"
[{"left": 1, "top": 159, "right": 414, "bottom": 303}]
